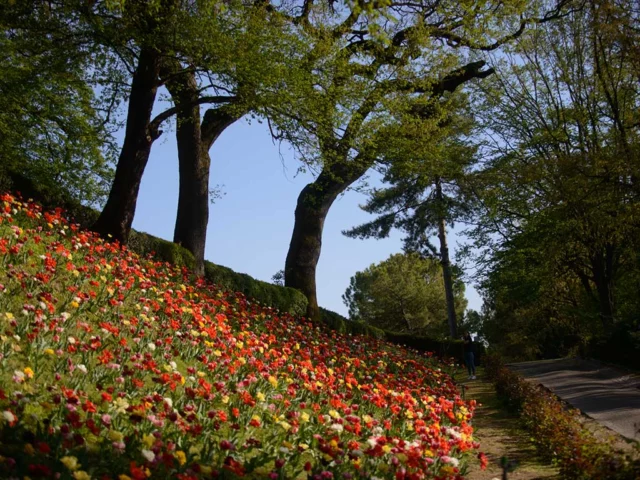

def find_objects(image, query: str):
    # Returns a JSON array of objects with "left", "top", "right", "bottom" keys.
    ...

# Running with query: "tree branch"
[
  {"left": 149, "top": 96, "right": 236, "bottom": 138},
  {"left": 429, "top": 0, "right": 580, "bottom": 51}
]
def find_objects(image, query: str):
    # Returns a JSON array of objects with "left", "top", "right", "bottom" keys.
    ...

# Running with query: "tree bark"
[
  {"left": 174, "top": 106, "right": 240, "bottom": 276},
  {"left": 163, "top": 59, "right": 243, "bottom": 276},
  {"left": 166, "top": 69, "right": 208, "bottom": 276},
  {"left": 285, "top": 161, "right": 369, "bottom": 320},
  {"left": 435, "top": 177, "right": 458, "bottom": 338},
  {"left": 93, "top": 47, "right": 161, "bottom": 243}
]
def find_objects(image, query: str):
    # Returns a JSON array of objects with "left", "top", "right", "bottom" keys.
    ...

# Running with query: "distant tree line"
[{"left": 342, "top": 0, "right": 640, "bottom": 356}]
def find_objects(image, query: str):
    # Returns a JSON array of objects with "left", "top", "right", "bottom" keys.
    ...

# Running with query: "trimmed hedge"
[
  {"left": 385, "top": 331, "right": 468, "bottom": 361},
  {"left": 319, "top": 307, "right": 386, "bottom": 339},
  {"left": 318, "top": 308, "right": 474, "bottom": 361},
  {"left": 101, "top": 230, "right": 308, "bottom": 317},
  {"left": 484, "top": 354, "right": 640, "bottom": 479},
  {"left": 203, "top": 262, "right": 307, "bottom": 317},
  {"left": 128, "top": 231, "right": 197, "bottom": 270}
]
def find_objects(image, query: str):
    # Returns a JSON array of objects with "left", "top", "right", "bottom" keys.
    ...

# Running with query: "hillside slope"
[{"left": 0, "top": 193, "right": 481, "bottom": 479}]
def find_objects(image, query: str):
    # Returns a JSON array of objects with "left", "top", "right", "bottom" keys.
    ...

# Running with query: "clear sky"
[{"left": 130, "top": 112, "right": 483, "bottom": 316}]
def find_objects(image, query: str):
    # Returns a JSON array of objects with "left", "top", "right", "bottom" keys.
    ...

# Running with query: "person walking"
[{"left": 463, "top": 332, "right": 476, "bottom": 379}]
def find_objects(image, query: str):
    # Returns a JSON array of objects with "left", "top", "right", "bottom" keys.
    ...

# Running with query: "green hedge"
[
  {"left": 99, "top": 230, "right": 308, "bottom": 317},
  {"left": 318, "top": 308, "right": 476, "bottom": 360},
  {"left": 319, "top": 308, "right": 386, "bottom": 339},
  {"left": 203, "top": 262, "right": 307, "bottom": 317},
  {"left": 128, "top": 231, "right": 196, "bottom": 270},
  {"left": 384, "top": 331, "right": 466, "bottom": 360}
]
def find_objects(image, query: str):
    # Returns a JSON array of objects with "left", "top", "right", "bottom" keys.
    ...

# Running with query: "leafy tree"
[
  {"left": 589, "top": 0, "right": 640, "bottom": 79},
  {"left": 469, "top": 3, "right": 640, "bottom": 356},
  {"left": 271, "top": 0, "right": 577, "bottom": 320},
  {"left": 4, "top": 0, "right": 249, "bottom": 261},
  {"left": 0, "top": 1, "right": 118, "bottom": 204},
  {"left": 160, "top": 4, "right": 313, "bottom": 275},
  {"left": 344, "top": 112, "right": 477, "bottom": 337},
  {"left": 81, "top": 0, "right": 318, "bottom": 274},
  {"left": 460, "top": 309, "right": 483, "bottom": 337},
  {"left": 478, "top": 233, "right": 590, "bottom": 359},
  {"left": 271, "top": 269, "right": 285, "bottom": 286},
  {"left": 343, "top": 252, "right": 467, "bottom": 337},
  {"left": 91, "top": 0, "right": 242, "bottom": 246}
]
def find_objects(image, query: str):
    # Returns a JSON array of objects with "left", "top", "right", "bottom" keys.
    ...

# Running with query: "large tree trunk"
[
  {"left": 164, "top": 62, "right": 242, "bottom": 275},
  {"left": 174, "top": 106, "right": 240, "bottom": 275},
  {"left": 93, "top": 47, "right": 161, "bottom": 243},
  {"left": 164, "top": 67, "right": 207, "bottom": 275},
  {"left": 435, "top": 177, "right": 458, "bottom": 338},
  {"left": 285, "top": 161, "right": 369, "bottom": 320}
]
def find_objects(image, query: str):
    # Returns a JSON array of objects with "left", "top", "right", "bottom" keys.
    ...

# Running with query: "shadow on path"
[
  {"left": 462, "top": 372, "right": 559, "bottom": 480},
  {"left": 509, "top": 358, "right": 640, "bottom": 441}
]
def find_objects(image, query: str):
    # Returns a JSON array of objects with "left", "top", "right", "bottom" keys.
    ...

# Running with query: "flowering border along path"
[{"left": 0, "top": 193, "right": 482, "bottom": 479}]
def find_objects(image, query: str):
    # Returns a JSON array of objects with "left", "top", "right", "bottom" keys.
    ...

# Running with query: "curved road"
[{"left": 508, "top": 358, "right": 640, "bottom": 441}]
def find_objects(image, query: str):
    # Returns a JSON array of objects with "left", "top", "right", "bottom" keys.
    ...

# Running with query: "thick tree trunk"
[
  {"left": 285, "top": 184, "right": 334, "bottom": 321},
  {"left": 171, "top": 75, "right": 208, "bottom": 276},
  {"left": 435, "top": 178, "right": 458, "bottom": 338},
  {"left": 93, "top": 47, "right": 161, "bottom": 243},
  {"left": 164, "top": 62, "right": 242, "bottom": 276},
  {"left": 285, "top": 163, "right": 368, "bottom": 320},
  {"left": 164, "top": 66, "right": 207, "bottom": 275},
  {"left": 173, "top": 107, "right": 240, "bottom": 276}
]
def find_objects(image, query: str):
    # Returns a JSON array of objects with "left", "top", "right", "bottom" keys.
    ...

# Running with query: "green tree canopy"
[
  {"left": 468, "top": 2, "right": 640, "bottom": 358},
  {"left": 270, "top": 0, "right": 578, "bottom": 320},
  {"left": 343, "top": 107, "right": 478, "bottom": 337},
  {"left": 0, "top": 0, "right": 120, "bottom": 204},
  {"left": 343, "top": 252, "right": 467, "bottom": 337},
  {"left": 343, "top": 107, "right": 476, "bottom": 252}
]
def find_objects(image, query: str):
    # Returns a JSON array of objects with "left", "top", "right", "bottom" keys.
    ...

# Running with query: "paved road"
[{"left": 508, "top": 358, "right": 640, "bottom": 441}]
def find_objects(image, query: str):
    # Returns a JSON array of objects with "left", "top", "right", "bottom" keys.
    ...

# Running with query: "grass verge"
[{"left": 461, "top": 369, "right": 559, "bottom": 480}]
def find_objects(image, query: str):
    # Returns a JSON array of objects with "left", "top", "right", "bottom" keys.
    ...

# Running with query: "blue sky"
[{"left": 131, "top": 114, "right": 482, "bottom": 316}]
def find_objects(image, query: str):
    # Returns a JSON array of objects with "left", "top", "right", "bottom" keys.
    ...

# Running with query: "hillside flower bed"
[
  {"left": 484, "top": 355, "right": 640, "bottom": 479},
  {"left": 0, "top": 193, "right": 481, "bottom": 479}
]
